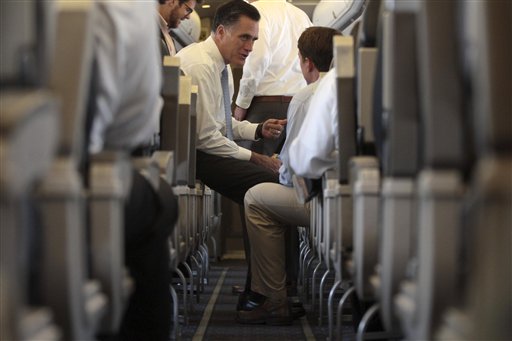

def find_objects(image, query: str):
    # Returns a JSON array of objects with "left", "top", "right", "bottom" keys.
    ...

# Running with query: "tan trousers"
[{"left": 244, "top": 182, "right": 310, "bottom": 300}]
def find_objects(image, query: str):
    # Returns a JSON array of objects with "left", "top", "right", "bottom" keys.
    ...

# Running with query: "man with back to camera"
[
  {"left": 157, "top": 0, "right": 201, "bottom": 56},
  {"left": 237, "top": 26, "right": 341, "bottom": 325},
  {"left": 175, "top": 0, "right": 287, "bottom": 304},
  {"left": 89, "top": 1, "right": 178, "bottom": 340},
  {"left": 233, "top": 0, "right": 312, "bottom": 156}
]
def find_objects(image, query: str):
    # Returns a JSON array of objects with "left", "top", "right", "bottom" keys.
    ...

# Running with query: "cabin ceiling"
[{"left": 195, "top": 0, "right": 319, "bottom": 21}]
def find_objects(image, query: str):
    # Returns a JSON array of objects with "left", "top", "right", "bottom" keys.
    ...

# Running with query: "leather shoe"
[
  {"left": 289, "top": 296, "right": 306, "bottom": 319},
  {"left": 237, "top": 297, "right": 293, "bottom": 325},
  {"left": 236, "top": 290, "right": 265, "bottom": 311}
]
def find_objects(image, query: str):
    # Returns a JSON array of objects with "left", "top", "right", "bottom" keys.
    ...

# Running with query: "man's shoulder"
[
  {"left": 176, "top": 42, "right": 209, "bottom": 68},
  {"left": 176, "top": 41, "right": 200, "bottom": 58},
  {"left": 293, "top": 82, "right": 319, "bottom": 102}
]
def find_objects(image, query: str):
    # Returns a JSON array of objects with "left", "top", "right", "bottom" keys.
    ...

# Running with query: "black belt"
[
  {"left": 252, "top": 95, "right": 293, "bottom": 103},
  {"left": 131, "top": 143, "right": 158, "bottom": 157}
]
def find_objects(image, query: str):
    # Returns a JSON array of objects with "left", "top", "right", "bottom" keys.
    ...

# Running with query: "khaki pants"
[{"left": 244, "top": 182, "right": 310, "bottom": 300}]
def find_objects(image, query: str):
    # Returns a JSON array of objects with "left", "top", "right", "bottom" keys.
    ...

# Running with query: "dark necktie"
[{"left": 221, "top": 66, "right": 234, "bottom": 140}]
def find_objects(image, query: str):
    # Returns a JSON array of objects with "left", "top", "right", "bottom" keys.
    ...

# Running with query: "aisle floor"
[{"left": 177, "top": 259, "right": 356, "bottom": 340}]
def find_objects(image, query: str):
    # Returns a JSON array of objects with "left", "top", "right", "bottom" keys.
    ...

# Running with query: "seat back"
[
  {"left": 172, "top": 76, "right": 193, "bottom": 263},
  {"left": 160, "top": 56, "right": 181, "bottom": 185},
  {"left": 398, "top": 1, "right": 466, "bottom": 339},
  {"left": 37, "top": 1, "right": 108, "bottom": 338},
  {"left": 350, "top": 0, "right": 381, "bottom": 301},
  {"left": 437, "top": 2, "right": 512, "bottom": 339},
  {"left": 331, "top": 35, "right": 357, "bottom": 280},
  {"left": 0, "top": 92, "right": 60, "bottom": 340},
  {"left": 375, "top": 0, "right": 420, "bottom": 332}
]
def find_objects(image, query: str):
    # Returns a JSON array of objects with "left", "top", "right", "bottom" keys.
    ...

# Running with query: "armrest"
[
  {"left": 89, "top": 150, "right": 133, "bottom": 332},
  {"left": 151, "top": 150, "right": 175, "bottom": 184},
  {"left": 132, "top": 157, "right": 160, "bottom": 191},
  {"left": 292, "top": 175, "right": 322, "bottom": 204}
]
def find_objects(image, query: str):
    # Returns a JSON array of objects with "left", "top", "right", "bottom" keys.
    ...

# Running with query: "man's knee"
[{"left": 244, "top": 183, "right": 265, "bottom": 211}]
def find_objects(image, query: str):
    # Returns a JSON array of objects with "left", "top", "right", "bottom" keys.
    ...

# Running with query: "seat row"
[
  {"left": 0, "top": 2, "right": 220, "bottom": 340},
  {"left": 297, "top": 1, "right": 511, "bottom": 340}
]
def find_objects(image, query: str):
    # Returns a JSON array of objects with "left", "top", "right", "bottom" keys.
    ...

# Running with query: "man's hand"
[
  {"left": 234, "top": 106, "right": 248, "bottom": 121},
  {"left": 262, "top": 118, "right": 287, "bottom": 139},
  {"left": 250, "top": 152, "right": 282, "bottom": 174}
]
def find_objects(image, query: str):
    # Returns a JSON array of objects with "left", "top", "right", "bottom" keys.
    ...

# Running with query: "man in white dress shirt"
[
  {"left": 176, "top": 0, "right": 286, "bottom": 297},
  {"left": 238, "top": 26, "right": 340, "bottom": 325},
  {"left": 288, "top": 67, "right": 339, "bottom": 179},
  {"left": 233, "top": 0, "right": 312, "bottom": 156}
]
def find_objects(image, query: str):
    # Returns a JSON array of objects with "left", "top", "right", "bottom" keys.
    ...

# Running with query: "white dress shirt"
[
  {"left": 289, "top": 69, "right": 339, "bottom": 179},
  {"left": 279, "top": 73, "right": 325, "bottom": 186},
  {"left": 176, "top": 36, "right": 259, "bottom": 161},
  {"left": 89, "top": 1, "right": 162, "bottom": 153},
  {"left": 235, "top": 0, "right": 312, "bottom": 109}
]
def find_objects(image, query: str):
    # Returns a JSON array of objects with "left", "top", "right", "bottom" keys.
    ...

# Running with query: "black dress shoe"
[
  {"left": 289, "top": 296, "right": 306, "bottom": 319},
  {"left": 236, "top": 290, "right": 266, "bottom": 311},
  {"left": 237, "top": 297, "right": 293, "bottom": 326}
]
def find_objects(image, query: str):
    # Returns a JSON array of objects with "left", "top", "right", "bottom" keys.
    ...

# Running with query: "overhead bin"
[{"left": 313, "top": 0, "right": 365, "bottom": 31}]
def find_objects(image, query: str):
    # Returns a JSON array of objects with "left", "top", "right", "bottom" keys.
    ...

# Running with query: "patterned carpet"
[{"left": 174, "top": 258, "right": 356, "bottom": 341}]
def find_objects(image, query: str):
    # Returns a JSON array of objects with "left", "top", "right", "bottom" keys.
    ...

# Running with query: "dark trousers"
[
  {"left": 118, "top": 170, "right": 178, "bottom": 341},
  {"left": 196, "top": 151, "right": 278, "bottom": 291},
  {"left": 237, "top": 100, "right": 299, "bottom": 294},
  {"left": 285, "top": 226, "right": 300, "bottom": 295},
  {"left": 237, "top": 100, "right": 290, "bottom": 156}
]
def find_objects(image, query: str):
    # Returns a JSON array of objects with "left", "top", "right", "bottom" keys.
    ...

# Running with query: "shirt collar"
[
  {"left": 204, "top": 35, "right": 228, "bottom": 75},
  {"left": 158, "top": 14, "right": 169, "bottom": 33}
]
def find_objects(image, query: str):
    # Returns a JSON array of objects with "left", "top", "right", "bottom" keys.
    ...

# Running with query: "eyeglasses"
[{"left": 183, "top": 3, "right": 194, "bottom": 15}]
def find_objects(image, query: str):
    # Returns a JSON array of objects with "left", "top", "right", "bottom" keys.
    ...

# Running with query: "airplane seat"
[
  {"left": 350, "top": 0, "right": 381, "bottom": 305},
  {"left": 158, "top": 56, "right": 191, "bottom": 336},
  {"left": 322, "top": 34, "right": 357, "bottom": 336},
  {"left": 1, "top": 93, "right": 61, "bottom": 340},
  {"left": 1, "top": 1, "right": 62, "bottom": 338},
  {"left": 436, "top": 1, "right": 512, "bottom": 340},
  {"left": 393, "top": 1, "right": 467, "bottom": 340},
  {"left": 36, "top": 1, "right": 110, "bottom": 339},
  {"left": 296, "top": 182, "right": 321, "bottom": 303},
  {"left": 158, "top": 57, "right": 181, "bottom": 270},
  {"left": 88, "top": 150, "right": 135, "bottom": 334},
  {"left": 207, "top": 189, "right": 223, "bottom": 262},
  {"left": 188, "top": 84, "right": 210, "bottom": 300},
  {"left": 164, "top": 74, "right": 192, "bottom": 272},
  {"left": 359, "top": 1, "right": 421, "bottom": 339}
]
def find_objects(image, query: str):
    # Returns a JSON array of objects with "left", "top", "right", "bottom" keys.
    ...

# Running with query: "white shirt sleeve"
[
  {"left": 288, "top": 70, "right": 338, "bottom": 178},
  {"left": 185, "top": 63, "right": 256, "bottom": 160}
]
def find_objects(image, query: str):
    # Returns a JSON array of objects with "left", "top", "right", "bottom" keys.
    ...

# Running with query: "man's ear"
[
  {"left": 306, "top": 58, "right": 315, "bottom": 73},
  {"left": 216, "top": 24, "right": 226, "bottom": 39}
]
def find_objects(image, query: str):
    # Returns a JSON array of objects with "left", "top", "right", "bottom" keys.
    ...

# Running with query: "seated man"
[
  {"left": 176, "top": 0, "right": 286, "bottom": 296},
  {"left": 237, "top": 26, "right": 341, "bottom": 325},
  {"left": 89, "top": 2, "right": 177, "bottom": 340}
]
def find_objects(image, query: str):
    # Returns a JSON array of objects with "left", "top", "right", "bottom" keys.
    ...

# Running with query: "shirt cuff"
[
  {"left": 255, "top": 123, "right": 263, "bottom": 140},
  {"left": 235, "top": 146, "right": 252, "bottom": 161},
  {"left": 235, "top": 95, "right": 252, "bottom": 109}
]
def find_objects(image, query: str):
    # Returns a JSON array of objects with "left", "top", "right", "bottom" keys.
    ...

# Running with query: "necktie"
[{"left": 221, "top": 66, "right": 234, "bottom": 140}]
